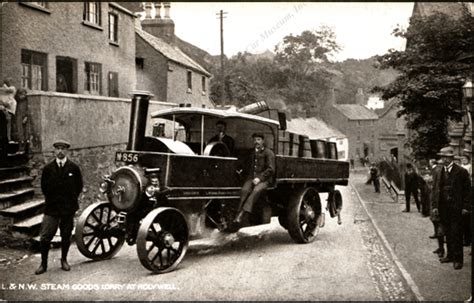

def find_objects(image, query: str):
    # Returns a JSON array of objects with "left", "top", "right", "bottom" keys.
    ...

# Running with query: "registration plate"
[{"left": 115, "top": 151, "right": 140, "bottom": 163}]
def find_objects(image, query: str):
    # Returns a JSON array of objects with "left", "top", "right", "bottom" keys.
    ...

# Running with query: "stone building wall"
[
  {"left": 28, "top": 143, "right": 126, "bottom": 215},
  {"left": 0, "top": 2, "right": 136, "bottom": 98},
  {"left": 167, "top": 61, "right": 213, "bottom": 108},
  {"left": 135, "top": 36, "right": 169, "bottom": 102},
  {"left": 19, "top": 92, "right": 176, "bottom": 216}
]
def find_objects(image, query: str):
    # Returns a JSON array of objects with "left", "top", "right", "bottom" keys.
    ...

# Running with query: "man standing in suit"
[
  {"left": 429, "top": 159, "right": 446, "bottom": 258},
  {"left": 432, "top": 146, "right": 470, "bottom": 270},
  {"left": 403, "top": 163, "right": 421, "bottom": 212},
  {"left": 35, "top": 140, "right": 83, "bottom": 275},
  {"left": 234, "top": 133, "right": 275, "bottom": 224}
]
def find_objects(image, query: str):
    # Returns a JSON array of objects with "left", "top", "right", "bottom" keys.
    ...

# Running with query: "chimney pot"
[
  {"left": 154, "top": 2, "right": 162, "bottom": 19},
  {"left": 144, "top": 2, "right": 152, "bottom": 19},
  {"left": 163, "top": 2, "right": 171, "bottom": 19}
]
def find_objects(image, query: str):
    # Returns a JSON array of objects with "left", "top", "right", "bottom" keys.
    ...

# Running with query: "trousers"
[
  {"left": 39, "top": 214, "right": 74, "bottom": 243},
  {"left": 239, "top": 179, "right": 269, "bottom": 213}
]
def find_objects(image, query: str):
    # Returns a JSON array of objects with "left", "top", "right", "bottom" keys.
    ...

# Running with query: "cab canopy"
[{"left": 150, "top": 107, "right": 279, "bottom": 153}]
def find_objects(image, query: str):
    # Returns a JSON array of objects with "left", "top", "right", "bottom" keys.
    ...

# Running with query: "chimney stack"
[
  {"left": 356, "top": 88, "right": 365, "bottom": 105},
  {"left": 141, "top": 2, "right": 175, "bottom": 44}
]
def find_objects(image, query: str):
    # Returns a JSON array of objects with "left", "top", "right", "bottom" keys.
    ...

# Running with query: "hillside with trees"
[{"left": 209, "top": 28, "right": 398, "bottom": 118}]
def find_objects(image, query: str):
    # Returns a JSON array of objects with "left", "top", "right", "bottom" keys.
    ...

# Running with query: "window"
[
  {"left": 136, "top": 58, "right": 144, "bottom": 70},
  {"left": 21, "top": 49, "right": 47, "bottom": 90},
  {"left": 83, "top": 2, "right": 101, "bottom": 25},
  {"left": 108, "top": 13, "right": 118, "bottom": 43},
  {"left": 32, "top": 2, "right": 47, "bottom": 7},
  {"left": 56, "top": 56, "right": 77, "bottom": 93},
  {"left": 108, "top": 72, "right": 119, "bottom": 97},
  {"left": 187, "top": 70, "right": 192, "bottom": 92},
  {"left": 201, "top": 76, "right": 206, "bottom": 93},
  {"left": 19, "top": 1, "right": 50, "bottom": 13},
  {"left": 85, "top": 62, "right": 101, "bottom": 94}
]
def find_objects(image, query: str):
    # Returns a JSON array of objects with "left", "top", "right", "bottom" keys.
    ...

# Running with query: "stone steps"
[
  {"left": 0, "top": 143, "right": 45, "bottom": 244},
  {"left": 0, "top": 165, "right": 30, "bottom": 180},
  {"left": 0, "top": 199, "right": 44, "bottom": 218},
  {"left": 11, "top": 213, "right": 43, "bottom": 233},
  {"left": 0, "top": 188, "right": 35, "bottom": 210}
]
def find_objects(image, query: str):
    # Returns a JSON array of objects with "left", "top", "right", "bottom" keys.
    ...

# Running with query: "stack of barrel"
[{"left": 278, "top": 130, "right": 338, "bottom": 160}]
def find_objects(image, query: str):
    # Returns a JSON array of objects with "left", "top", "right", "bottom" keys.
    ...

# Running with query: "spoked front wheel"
[
  {"left": 136, "top": 207, "right": 189, "bottom": 274},
  {"left": 76, "top": 201, "right": 125, "bottom": 260},
  {"left": 287, "top": 187, "right": 322, "bottom": 243}
]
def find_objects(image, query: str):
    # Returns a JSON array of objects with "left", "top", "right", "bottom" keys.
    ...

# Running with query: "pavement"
[
  {"left": 0, "top": 169, "right": 471, "bottom": 301},
  {"left": 351, "top": 168, "right": 472, "bottom": 302}
]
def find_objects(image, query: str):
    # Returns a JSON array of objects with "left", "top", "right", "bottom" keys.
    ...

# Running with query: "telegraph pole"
[{"left": 216, "top": 10, "right": 227, "bottom": 107}]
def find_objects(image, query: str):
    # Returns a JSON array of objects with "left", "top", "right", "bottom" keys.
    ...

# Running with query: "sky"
[{"left": 162, "top": 2, "right": 415, "bottom": 62}]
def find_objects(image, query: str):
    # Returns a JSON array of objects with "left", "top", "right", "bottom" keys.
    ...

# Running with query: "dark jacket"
[
  {"left": 41, "top": 158, "right": 83, "bottom": 216},
  {"left": 404, "top": 171, "right": 420, "bottom": 192},
  {"left": 209, "top": 133, "right": 235, "bottom": 155},
  {"left": 430, "top": 165, "right": 443, "bottom": 208},
  {"left": 433, "top": 163, "right": 470, "bottom": 221},
  {"left": 250, "top": 146, "right": 275, "bottom": 184}
]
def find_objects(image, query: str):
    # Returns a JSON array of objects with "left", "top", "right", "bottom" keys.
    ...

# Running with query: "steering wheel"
[{"left": 203, "top": 142, "right": 230, "bottom": 157}]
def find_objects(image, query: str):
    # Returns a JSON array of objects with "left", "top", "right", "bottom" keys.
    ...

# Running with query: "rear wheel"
[
  {"left": 287, "top": 187, "right": 322, "bottom": 243},
  {"left": 278, "top": 214, "right": 288, "bottom": 229},
  {"left": 76, "top": 202, "right": 125, "bottom": 260},
  {"left": 136, "top": 207, "right": 189, "bottom": 274},
  {"left": 328, "top": 189, "right": 343, "bottom": 218}
]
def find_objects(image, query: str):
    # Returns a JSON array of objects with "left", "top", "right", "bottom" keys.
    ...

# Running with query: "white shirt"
[
  {"left": 446, "top": 161, "right": 454, "bottom": 173},
  {"left": 56, "top": 158, "right": 67, "bottom": 168}
]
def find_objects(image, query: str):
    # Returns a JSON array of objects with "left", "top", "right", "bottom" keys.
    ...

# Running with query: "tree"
[
  {"left": 274, "top": 27, "right": 340, "bottom": 80},
  {"left": 210, "top": 27, "right": 341, "bottom": 118},
  {"left": 374, "top": 11, "right": 473, "bottom": 159},
  {"left": 274, "top": 28, "right": 340, "bottom": 115}
]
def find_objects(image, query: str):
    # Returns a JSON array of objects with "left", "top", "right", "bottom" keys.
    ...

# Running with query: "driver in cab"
[
  {"left": 234, "top": 132, "right": 275, "bottom": 224},
  {"left": 209, "top": 120, "right": 234, "bottom": 155}
]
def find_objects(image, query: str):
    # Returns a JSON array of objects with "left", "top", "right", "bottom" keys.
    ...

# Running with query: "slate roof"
[
  {"left": 136, "top": 27, "right": 211, "bottom": 77},
  {"left": 286, "top": 117, "right": 346, "bottom": 140},
  {"left": 333, "top": 104, "right": 378, "bottom": 120}
]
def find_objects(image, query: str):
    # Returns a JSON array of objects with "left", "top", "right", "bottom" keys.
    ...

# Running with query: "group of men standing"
[{"left": 429, "top": 146, "right": 471, "bottom": 270}]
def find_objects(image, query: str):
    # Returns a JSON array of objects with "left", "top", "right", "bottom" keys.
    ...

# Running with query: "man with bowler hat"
[
  {"left": 234, "top": 132, "right": 275, "bottom": 224},
  {"left": 432, "top": 146, "right": 470, "bottom": 270},
  {"left": 35, "top": 140, "right": 83, "bottom": 275}
]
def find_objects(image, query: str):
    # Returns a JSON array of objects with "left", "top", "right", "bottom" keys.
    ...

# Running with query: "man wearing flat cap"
[
  {"left": 35, "top": 140, "right": 83, "bottom": 275},
  {"left": 234, "top": 132, "right": 275, "bottom": 224},
  {"left": 432, "top": 146, "right": 470, "bottom": 270}
]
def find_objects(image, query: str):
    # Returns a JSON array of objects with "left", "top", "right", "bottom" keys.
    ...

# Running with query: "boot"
[
  {"left": 35, "top": 241, "right": 49, "bottom": 275},
  {"left": 61, "top": 241, "right": 71, "bottom": 271},
  {"left": 233, "top": 210, "right": 243, "bottom": 224}
]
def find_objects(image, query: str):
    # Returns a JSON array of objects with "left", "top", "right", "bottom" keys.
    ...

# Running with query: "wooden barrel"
[
  {"left": 327, "top": 142, "right": 338, "bottom": 160},
  {"left": 310, "top": 139, "right": 327, "bottom": 159}
]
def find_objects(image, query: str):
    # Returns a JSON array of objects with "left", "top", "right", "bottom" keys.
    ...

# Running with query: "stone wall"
[
  {"left": 135, "top": 35, "right": 169, "bottom": 102},
  {"left": 0, "top": 2, "right": 136, "bottom": 98},
  {"left": 167, "top": 61, "right": 213, "bottom": 108},
  {"left": 15, "top": 92, "right": 175, "bottom": 152},
  {"left": 15, "top": 92, "right": 176, "bottom": 216},
  {"left": 28, "top": 143, "right": 126, "bottom": 215}
]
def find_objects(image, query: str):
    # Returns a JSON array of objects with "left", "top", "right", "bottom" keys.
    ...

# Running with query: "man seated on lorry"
[
  {"left": 208, "top": 120, "right": 235, "bottom": 155},
  {"left": 234, "top": 132, "right": 275, "bottom": 224}
]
